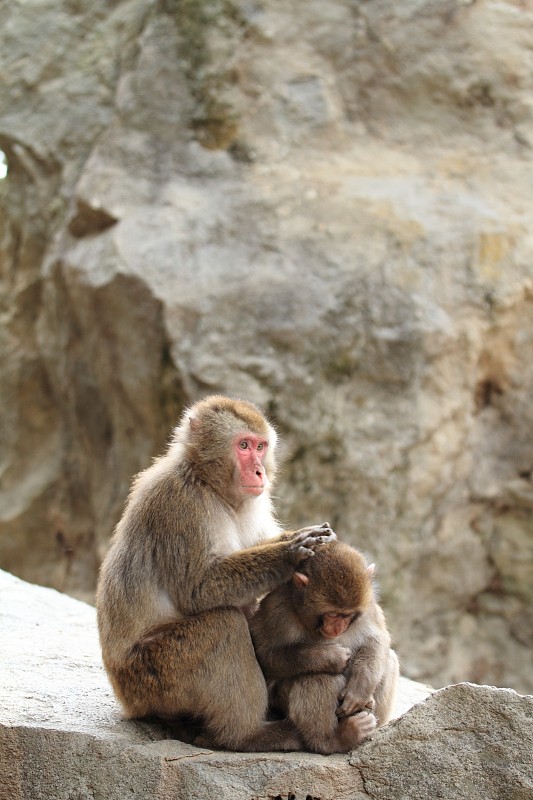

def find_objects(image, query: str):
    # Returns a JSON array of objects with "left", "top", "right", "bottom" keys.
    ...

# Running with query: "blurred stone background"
[{"left": 0, "top": 0, "right": 532, "bottom": 693}]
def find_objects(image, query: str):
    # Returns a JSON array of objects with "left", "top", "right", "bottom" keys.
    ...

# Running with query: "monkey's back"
[{"left": 96, "top": 451, "right": 209, "bottom": 665}]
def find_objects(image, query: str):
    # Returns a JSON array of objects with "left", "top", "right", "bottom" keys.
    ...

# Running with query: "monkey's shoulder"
[{"left": 252, "top": 588, "right": 304, "bottom": 642}]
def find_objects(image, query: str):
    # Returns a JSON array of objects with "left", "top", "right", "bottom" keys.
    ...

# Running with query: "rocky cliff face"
[{"left": 1, "top": 1, "right": 532, "bottom": 692}]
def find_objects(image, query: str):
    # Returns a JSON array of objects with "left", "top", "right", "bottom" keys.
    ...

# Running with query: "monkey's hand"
[
  {"left": 309, "top": 643, "right": 351, "bottom": 674},
  {"left": 337, "top": 686, "right": 376, "bottom": 718},
  {"left": 280, "top": 522, "right": 334, "bottom": 543},
  {"left": 287, "top": 523, "right": 336, "bottom": 564}
]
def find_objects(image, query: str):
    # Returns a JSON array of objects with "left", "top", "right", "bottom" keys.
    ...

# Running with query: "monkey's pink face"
[
  {"left": 234, "top": 433, "right": 269, "bottom": 496},
  {"left": 320, "top": 611, "right": 359, "bottom": 639}
]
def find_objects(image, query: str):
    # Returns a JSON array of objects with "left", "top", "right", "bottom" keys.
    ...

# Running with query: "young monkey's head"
[{"left": 291, "top": 541, "right": 375, "bottom": 639}]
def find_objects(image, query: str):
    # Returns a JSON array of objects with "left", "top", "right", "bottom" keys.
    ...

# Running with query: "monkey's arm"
[
  {"left": 183, "top": 527, "right": 335, "bottom": 615},
  {"left": 254, "top": 642, "right": 351, "bottom": 679},
  {"left": 337, "top": 614, "right": 391, "bottom": 718}
]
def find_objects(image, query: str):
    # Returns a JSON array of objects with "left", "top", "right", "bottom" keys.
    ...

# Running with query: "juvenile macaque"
[
  {"left": 96, "top": 395, "right": 336, "bottom": 752},
  {"left": 249, "top": 541, "right": 399, "bottom": 754}
]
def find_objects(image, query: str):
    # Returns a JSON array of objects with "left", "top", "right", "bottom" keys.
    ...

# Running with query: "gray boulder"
[{"left": 1, "top": 569, "right": 531, "bottom": 800}]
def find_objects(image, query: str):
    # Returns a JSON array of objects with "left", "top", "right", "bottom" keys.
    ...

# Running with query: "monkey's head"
[
  {"left": 290, "top": 542, "right": 375, "bottom": 639},
  {"left": 177, "top": 395, "right": 278, "bottom": 506}
]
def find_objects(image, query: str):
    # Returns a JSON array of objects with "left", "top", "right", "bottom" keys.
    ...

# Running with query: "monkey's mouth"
[{"left": 241, "top": 484, "right": 265, "bottom": 496}]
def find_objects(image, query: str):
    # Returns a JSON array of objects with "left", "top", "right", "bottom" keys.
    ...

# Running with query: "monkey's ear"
[
  {"left": 188, "top": 414, "right": 199, "bottom": 433},
  {"left": 293, "top": 572, "right": 309, "bottom": 587},
  {"left": 367, "top": 563, "right": 376, "bottom": 577}
]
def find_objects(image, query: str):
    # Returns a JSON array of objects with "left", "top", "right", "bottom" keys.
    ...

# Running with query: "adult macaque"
[
  {"left": 96, "top": 395, "right": 336, "bottom": 751},
  {"left": 249, "top": 541, "right": 399, "bottom": 754}
]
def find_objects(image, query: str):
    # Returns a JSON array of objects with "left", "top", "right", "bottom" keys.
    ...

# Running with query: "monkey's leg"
[
  {"left": 285, "top": 674, "right": 352, "bottom": 755},
  {"left": 285, "top": 675, "right": 377, "bottom": 754},
  {"left": 373, "top": 648, "right": 399, "bottom": 726},
  {"left": 111, "top": 608, "right": 302, "bottom": 752},
  {"left": 195, "top": 609, "right": 302, "bottom": 752}
]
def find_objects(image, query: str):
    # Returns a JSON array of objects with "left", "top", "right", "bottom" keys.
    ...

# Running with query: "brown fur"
[
  {"left": 96, "top": 396, "right": 335, "bottom": 751},
  {"left": 250, "top": 541, "right": 399, "bottom": 754}
]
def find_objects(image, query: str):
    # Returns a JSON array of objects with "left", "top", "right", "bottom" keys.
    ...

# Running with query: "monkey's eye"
[
  {"left": 239, "top": 441, "right": 249, "bottom": 450},
  {"left": 257, "top": 443, "right": 265, "bottom": 451}
]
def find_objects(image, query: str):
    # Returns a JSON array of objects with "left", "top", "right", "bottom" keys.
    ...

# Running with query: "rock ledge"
[{"left": 0, "top": 570, "right": 531, "bottom": 800}]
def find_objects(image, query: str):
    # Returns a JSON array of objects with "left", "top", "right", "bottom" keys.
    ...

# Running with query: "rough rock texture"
[
  {"left": 1, "top": 1, "right": 533, "bottom": 693},
  {"left": 2, "top": 569, "right": 532, "bottom": 800}
]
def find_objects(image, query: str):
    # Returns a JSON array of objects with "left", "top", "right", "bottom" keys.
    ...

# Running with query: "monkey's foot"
[{"left": 338, "top": 710, "right": 377, "bottom": 748}]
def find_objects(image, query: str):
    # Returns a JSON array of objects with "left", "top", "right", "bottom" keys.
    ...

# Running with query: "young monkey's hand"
[
  {"left": 314, "top": 642, "right": 351, "bottom": 674},
  {"left": 337, "top": 686, "right": 376, "bottom": 718}
]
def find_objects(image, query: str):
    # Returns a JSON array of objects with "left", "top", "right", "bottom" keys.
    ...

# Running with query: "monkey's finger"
[
  {"left": 336, "top": 695, "right": 367, "bottom": 717},
  {"left": 296, "top": 529, "right": 335, "bottom": 544},
  {"left": 313, "top": 532, "right": 337, "bottom": 545},
  {"left": 290, "top": 545, "right": 316, "bottom": 563},
  {"left": 337, "top": 705, "right": 361, "bottom": 718},
  {"left": 293, "top": 525, "right": 335, "bottom": 541},
  {"left": 336, "top": 697, "right": 351, "bottom": 718},
  {"left": 298, "top": 533, "right": 336, "bottom": 550}
]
